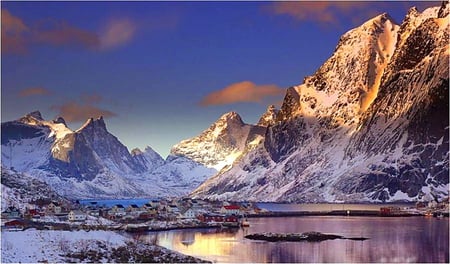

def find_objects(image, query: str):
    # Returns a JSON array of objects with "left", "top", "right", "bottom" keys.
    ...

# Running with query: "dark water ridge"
[{"left": 141, "top": 216, "right": 449, "bottom": 263}]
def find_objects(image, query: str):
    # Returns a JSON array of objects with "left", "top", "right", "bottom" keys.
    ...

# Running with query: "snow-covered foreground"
[
  {"left": 1, "top": 230, "right": 126, "bottom": 263},
  {"left": 1, "top": 229, "right": 208, "bottom": 263}
]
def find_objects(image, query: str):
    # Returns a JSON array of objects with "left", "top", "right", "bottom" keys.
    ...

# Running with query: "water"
[
  {"left": 256, "top": 202, "right": 413, "bottom": 212},
  {"left": 140, "top": 216, "right": 449, "bottom": 263},
  {"left": 78, "top": 198, "right": 156, "bottom": 208}
]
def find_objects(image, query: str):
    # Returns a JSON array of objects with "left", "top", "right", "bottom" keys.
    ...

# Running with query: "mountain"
[
  {"left": 1, "top": 112, "right": 214, "bottom": 199},
  {"left": 171, "top": 111, "right": 267, "bottom": 171},
  {"left": 1, "top": 167, "right": 70, "bottom": 211},
  {"left": 191, "top": 4, "right": 449, "bottom": 203}
]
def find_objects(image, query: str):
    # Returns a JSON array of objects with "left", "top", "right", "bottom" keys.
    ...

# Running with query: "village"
[
  {"left": 1, "top": 197, "right": 263, "bottom": 232},
  {"left": 2, "top": 197, "right": 449, "bottom": 232}
]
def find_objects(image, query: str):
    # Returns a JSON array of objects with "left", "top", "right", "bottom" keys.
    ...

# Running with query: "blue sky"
[{"left": 1, "top": 1, "right": 439, "bottom": 157}]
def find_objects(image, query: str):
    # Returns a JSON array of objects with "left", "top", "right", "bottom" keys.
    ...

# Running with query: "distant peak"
[
  {"left": 53, "top": 117, "right": 67, "bottom": 126},
  {"left": 257, "top": 105, "right": 279, "bottom": 127},
  {"left": 131, "top": 148, "right": 143, "bottom": 156},
  {"left": 25, "top": 111, "right": 44, "bottom": 121},
  {"left": 77, "top": 116, "right": 107, "bottom": 132},
  {"left": 407, "top": 6, "right": 419, "bottom": 17},
  {"left": 217, "top": 111, "right": 245, "bottom": 126}
]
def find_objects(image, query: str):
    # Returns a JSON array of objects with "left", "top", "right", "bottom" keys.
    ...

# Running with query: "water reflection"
[{"left": 141, "top": 216, "right": 449, "bottom": 263}]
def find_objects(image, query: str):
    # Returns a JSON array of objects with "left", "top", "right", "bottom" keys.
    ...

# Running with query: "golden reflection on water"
[{"left": 141, "top": 216, "right": 449, "bottom": 263}]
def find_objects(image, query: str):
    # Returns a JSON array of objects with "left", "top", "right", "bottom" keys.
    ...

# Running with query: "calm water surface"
[{"left": 141, "top": 216, "right": 449, "bottom": 263}]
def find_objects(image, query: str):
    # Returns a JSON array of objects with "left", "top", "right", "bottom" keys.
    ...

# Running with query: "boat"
[
  {"left": 221, "top": 221, "right": 240, "bottom": 228},
  {"left": 240, "top": 218, "right": 250, "bottom": 227}
]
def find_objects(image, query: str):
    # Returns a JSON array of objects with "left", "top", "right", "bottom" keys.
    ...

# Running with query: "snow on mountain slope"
[
  {"left": 131, "top": 146, "right": 165, "bottom": 171},
  {"left": 1, "top": 112, "right": 213, "bottom": 199},
  {"left": 192, "top": 4, "right": 449, "bottom": 203},
  {"left": 1, "top": 167, "right": 69, "bottom": 211},
  {"left": 171, "top": 112, "right": 266, "bottom": 171}
]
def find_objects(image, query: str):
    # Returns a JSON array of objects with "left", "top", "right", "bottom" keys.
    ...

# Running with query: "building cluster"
[{"left": 1, "top": 197, "right": 262, "bottom": 230}]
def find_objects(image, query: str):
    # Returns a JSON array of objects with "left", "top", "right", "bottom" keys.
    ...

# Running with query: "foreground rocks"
[
  {"left": 65, "top": 241, "right": 210, "bottom": 263},
  {"left": 245, "top": 231, "right": 369, "bottom": 242}
]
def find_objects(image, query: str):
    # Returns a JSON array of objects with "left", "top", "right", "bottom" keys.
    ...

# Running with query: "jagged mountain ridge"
[
  {"left": 1, "top": 112, "right": 215, "bottom": 199},
  {"left": 171, "top": 111, "right": 268, "bottom": 171},
  {"left": 192, "top": 4, "right": 449, "bottom": 202}
]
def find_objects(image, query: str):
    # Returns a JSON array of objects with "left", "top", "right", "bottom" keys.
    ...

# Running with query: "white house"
[
  {"left": 220, "top": 205, "right": 241, "bottom": 215},
  {"left": 68, "top": 210, "right": 86, "bottom": 222},
  {"left": 111, "top": 204, "right": 126, "bottom": 216},
  {"left": 178, "top": 208, "right": 197, "bottom": 219}
]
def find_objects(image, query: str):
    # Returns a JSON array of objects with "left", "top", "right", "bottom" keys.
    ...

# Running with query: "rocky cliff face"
[{"left": 192, "top": 4, "right": 449, "bottom": 202}]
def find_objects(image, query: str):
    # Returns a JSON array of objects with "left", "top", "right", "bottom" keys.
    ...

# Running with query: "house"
[
  {"left": 178, "top": 208, "right": 197, "bottom": 219},
  {"left": 46, "top": 202, "right": 62, "bottom": 214},
  {"left": 127, "top": 204, "right": 140, "bottom": 213},
  {"left": 4, "top": 219, "right": 26, "bottom": 230},
  {"left": 198, "top": 213, "right": 238, "bottom": 223},
  {"left": 68, "top": 210, "right": 87, "bottom": 222},
  {"left": 87, "top": 209, "right": 100, "bottom": 216},
  {"left": 2, "top": 206, "right": 21, "bottom": 219},
  {"left": 149, "top": 200, "right": 160, "bottom": 208},
  {"left": 24, "top": 209, "right": 41, "bottom": 219},
  {"left": 167, "top": 204, "right": 180, "bottom": 214},
  {"left": 110, "top": 204, "right": 126, "bottom": 216},
  {"left": 220, "top": 205, "right": 241, "bottom": 215}
]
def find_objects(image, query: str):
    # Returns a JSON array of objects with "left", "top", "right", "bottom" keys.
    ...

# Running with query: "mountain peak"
[
  {"left": 24, "top": 111, "right": 44, "bottom": 121},
  {"left": 52, "top": 116, "right": 67, "bottom": 126},
  {"left": 77, "top": 116, "right": 107, "bottom": 132},
  {"left": 257, "top": 105, "right": 279, "bottom": 127},
  {"left": 219, "top": 111, "right": 242, "bottom": 121},
  {"left": 130, "top": 148, "right": 143, "bottom": 156}
]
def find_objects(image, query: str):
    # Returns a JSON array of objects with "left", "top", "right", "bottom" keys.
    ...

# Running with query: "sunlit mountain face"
[{"left": 192, "top": 3, "right": 449, "bottom": 203}]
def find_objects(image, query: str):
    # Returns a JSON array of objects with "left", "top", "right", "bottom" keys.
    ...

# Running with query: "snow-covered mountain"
[
  {"left": 171, "top": 111, "right": 267, "bottom": 171},
  {"left": 192, "top": 3, "right": 449, "bottom": 203},
  {"left": 1, "top": 167, "right": 69, "bottom": 211},
  {"left": 1, "top": 112, "right": 215, "bottom": 199}
]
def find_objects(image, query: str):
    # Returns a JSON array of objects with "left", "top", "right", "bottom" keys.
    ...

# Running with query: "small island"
[{"left": 245, "top": 232, "right": 369, "bottom": 242}]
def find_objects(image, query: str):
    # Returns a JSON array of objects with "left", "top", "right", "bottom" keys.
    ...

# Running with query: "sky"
[{"left": 1, "top": 1, "right": 440, "bottom": 158}]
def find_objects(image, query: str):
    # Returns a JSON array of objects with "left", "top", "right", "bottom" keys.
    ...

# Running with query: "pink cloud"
[
  {"left": 267, "top": 2, "right": 375, "bottom": 26},
  {"left": 1, "top": 9, "right": 29, "bottom": 54},
  {"left": 51, "top": 98, "right": 117, "bottom": 122},
  {"left": 200, "top": 81, "right": 285, "bottom": 106},
  {"left": 1, "top": 9, "right": 137, "bottom": 54},
  {"left": 34, "top": 20, "right": 99, "bottom": 49},
  {"left": 18, "top": 87, "right": 51, "bottom": 97},
  {"left": 99, "top": 18, "right": 137, "bottom": 50}
]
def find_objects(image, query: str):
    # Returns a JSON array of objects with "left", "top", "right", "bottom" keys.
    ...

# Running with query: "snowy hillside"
[{"left": 192, "top": 3, "right": 449, "bottom": 203}]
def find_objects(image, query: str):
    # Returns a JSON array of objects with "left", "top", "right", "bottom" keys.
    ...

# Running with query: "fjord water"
[{"left": 142, "top": 216, "right": 449, "bottom": 263}]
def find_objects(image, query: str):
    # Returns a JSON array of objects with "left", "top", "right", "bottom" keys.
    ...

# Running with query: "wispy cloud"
[
  {"left": 81, "top": 93, "right": 102, "bottom": 104},
  {"left": 266, "top": 2, "right": 376, "bottom": 26},
  {"left": 18, "top": 87, "right": 51, "bottom": 97},
  {"left": 34, "top": 20, "right": 99, "bottom": 49},
  {"left": 1, "top": 9, "right": 29, "bottom": 54},
  {"left": 200, "top": 81, "right": 285, "bottom": 106},
  {"left": 51, "top": 94, "right": 117, "bottom": 122},
  {"left": 1, "top": 9, "right": 138, "bottom": 54},
  {"left": 99, "top": 18, "right": 137, "bottom": 50}
]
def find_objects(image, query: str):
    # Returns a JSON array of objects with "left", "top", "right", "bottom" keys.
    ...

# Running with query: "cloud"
[
  {"left": 99, "top": 18, "right": 137, "bottom": 50},
  {"left": 1, "top": 9, "right": 137, "bottom": 54},
  {"left": 267, "top": 2, "right": 374, "bottom": 26},
  {"left": 18, "top": 87, "right": 51, "bottom": 97},
  {"left": 51, "top": 95, "right": 116, "bottom": 122},
  {"left": 81, "top": 93, "right": 102, "bottom": 104},
  {"left": 200, "top": 81, "right": 285, "bottom": 106},
  {"left": 1, "top": 9, "right": 29, "bottom": 54},
  {"left": 34, "top": 20, "right": 99, "bottom": 49}
]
